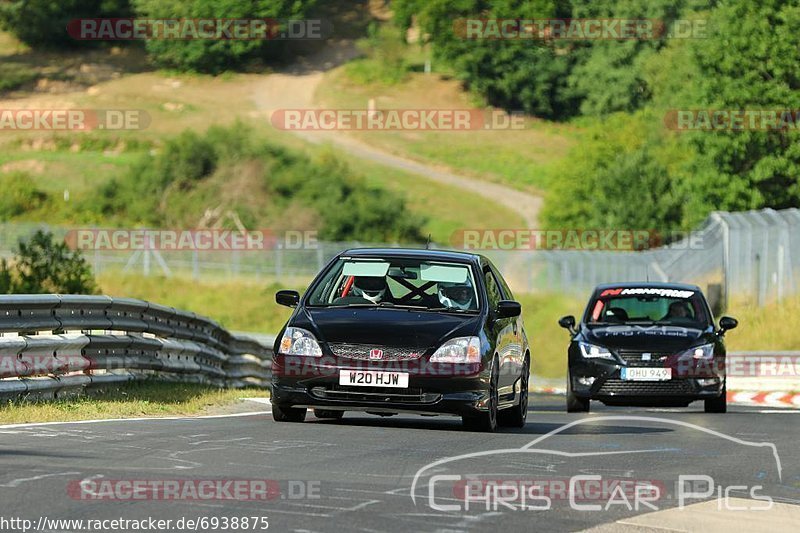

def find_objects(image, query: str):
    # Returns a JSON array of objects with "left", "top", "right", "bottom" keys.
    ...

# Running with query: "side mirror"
[
  {"left": 495, "top": 300, "right": 521, "bottom": 319},
  {"left": 718, "top": 316, "right": 738, "bottom": 333},
  {"left": 559, "top": 315, "right": 577, "bottom": 334},
  {"left": 276, "top": 290, "right": 300, "bottom": 308}
]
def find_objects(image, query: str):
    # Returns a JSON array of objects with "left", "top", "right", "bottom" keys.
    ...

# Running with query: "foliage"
[
  {"left": 90, "top": 123, "right": 426, "bottom": 242},
  {"left": 541, "top": 111, "right": 689, "bottom": 232},
  {"left": 673, "top": 0, "right": 800, "bottom": 227},
  {"left": 0, "top": 172, "right": 50, "bottom": 219},
  {"left": 0, "top": 230, "right": 98, "bottom": 294},
  {"left": 535, "top": 0, "right": 800, "bottom": 230},
  {"left": 344, "top": 22, "right": 410, "bottom": 85},
  {"left": 0, "top": 0, "right": 132, "bottom": 47},
  {"left": 0, "top": 62, "right": 38, "bottom": 91},
  {"left": 132, "top": 0, "right": 317, "bottom": 73}
]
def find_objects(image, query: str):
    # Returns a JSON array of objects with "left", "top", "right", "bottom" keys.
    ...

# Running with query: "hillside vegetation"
[{"left": 390, "top": 0, "right": 800, "bottom": 233}]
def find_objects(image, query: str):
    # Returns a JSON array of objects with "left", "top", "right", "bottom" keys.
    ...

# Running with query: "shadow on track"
[{"left": 309, "top": 416, "right": 672, "bottom": 436}]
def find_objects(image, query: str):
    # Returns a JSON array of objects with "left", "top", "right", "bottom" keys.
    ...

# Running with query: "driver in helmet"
[
  {"left": 437, "top": 280, "right": 475, "bottom": 310},
  {"left": 351, "top": 276, "right": 388, "bottom": 304}
]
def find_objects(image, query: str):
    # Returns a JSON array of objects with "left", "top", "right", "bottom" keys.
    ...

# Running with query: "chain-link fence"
[{"left": 2, "top": 207, "right": 797, "bottom": 306}]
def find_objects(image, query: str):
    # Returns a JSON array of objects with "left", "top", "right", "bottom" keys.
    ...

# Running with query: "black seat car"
[
  {"left": 558, "top": 282, "right": 738, "bottom": 413},
  {"left": 272, "top": 248, "right": 530, "bottom": 432}
]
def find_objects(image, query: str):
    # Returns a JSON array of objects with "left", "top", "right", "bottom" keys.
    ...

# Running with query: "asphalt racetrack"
[{"left": 1, "top": 395, "right": 798, "bottom": 532}]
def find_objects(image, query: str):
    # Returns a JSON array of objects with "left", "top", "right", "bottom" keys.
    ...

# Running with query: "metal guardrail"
[{"left": 0, "top": 295, "right": 275, "bottom": 401}]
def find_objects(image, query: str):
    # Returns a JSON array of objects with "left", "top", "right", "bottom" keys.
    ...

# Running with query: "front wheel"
[
  {"left": 704, "top": 385, "right": 727, "bottom": 413},
  {"left": 462, "top": 357, "right": 499, "bottom": 432},
  {"left": 566, "top": 374, "right": 590, "bottom": 413},
  {"left": 499, "top": 356, "right": 529, "bottom": 428},
  {"left": 272, "top": 403, "right": 307, "bottom": 422}
]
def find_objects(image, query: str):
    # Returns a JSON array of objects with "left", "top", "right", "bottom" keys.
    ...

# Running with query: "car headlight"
[
  {"left": 429, "top": 336, "right": 481, "bottom": 363},
  {"left": 578, "top": 342, "right": 614, "bottom": 359},
  {"left": 679, "top": 343, "right": 713, "bottom": 361},
  {"left": 278, "top": 327, "right": 323, "bottom": 357}
]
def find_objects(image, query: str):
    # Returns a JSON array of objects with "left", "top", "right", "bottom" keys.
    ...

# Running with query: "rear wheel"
[
  {"left": 314, "top": 409, "right": 344, "bottom": 420},
  {"left": 566, "top": 374, "right": 590, "bottom": 413},
  {"left": 462, "top": 357, "right": 499, "bottom": 432},
  {"left": 272, "top": 403, "right": 307, "bottom": 422},
  {"left": 704, "top": 385, "right": 727, "bottom": 413},
  {"left": 499, "top": 356, "right": 529, "bottom": 428}
]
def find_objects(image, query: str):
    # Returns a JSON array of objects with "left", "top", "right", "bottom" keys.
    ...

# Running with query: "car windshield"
[
  {"left": 585, "top": 287, "right": 710, "bottom": 327},
  {"left": 306, "top": 257, "right": 480, "bottom": 312}
]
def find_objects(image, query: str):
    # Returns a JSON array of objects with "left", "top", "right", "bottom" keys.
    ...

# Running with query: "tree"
[
  {"left": 397, "top": 0, "right": 580, "bottom": 119},
  {"left": 674, "top": 0, "right": 800, "bottom": 226},
  {"left": 1, "top": 231, "right": 98, "bottom": 294},
  {"left": 132, "top": 0, "right": 318, "bottom": 73},
  {"left": 0, "top": 0, "right": 132, "bottom": 47}
]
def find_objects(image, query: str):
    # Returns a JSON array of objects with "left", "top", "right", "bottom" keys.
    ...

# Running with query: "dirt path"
[{"left": 250, "top": 42, "right": 543, "bottom": 227}]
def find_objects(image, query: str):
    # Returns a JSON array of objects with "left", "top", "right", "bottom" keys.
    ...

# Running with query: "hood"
[
  {"left": 583, "top": 324, "right": 710, "bottom": 352},
  {"left": 293, "top": 307, "right": 482, "bottom": 350}
]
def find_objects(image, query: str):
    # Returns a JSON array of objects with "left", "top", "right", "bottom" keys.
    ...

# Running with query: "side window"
[
  {"left": 484, "top": 269, "right": 503, "bottom": 310},
  {"left": 490, "top": 264, "right": 513, "bottom": 300}
]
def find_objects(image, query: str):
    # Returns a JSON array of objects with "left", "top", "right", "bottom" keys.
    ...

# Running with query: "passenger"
[
  {"left": 437, "top": 281, "right": 475, "bottom": 310},
  {"left": 664, "top": 301, "right": 692, "bottom": 320}
]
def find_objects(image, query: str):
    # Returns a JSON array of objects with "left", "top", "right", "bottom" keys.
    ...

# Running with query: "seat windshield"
[{"left": 585, "top": 287, "right": 710, "bottom": 327}]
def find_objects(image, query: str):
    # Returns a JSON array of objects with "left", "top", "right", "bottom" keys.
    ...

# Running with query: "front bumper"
[
  {"left": 271, "top": 355, "right": 491, "bottom": 416},
  {"left": 569, "top": 359, "right": 725, "bottom": 406}
]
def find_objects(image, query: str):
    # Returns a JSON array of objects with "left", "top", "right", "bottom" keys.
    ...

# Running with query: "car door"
[{"left": 483, "top": 265, "right": 517, "bottom": 395}]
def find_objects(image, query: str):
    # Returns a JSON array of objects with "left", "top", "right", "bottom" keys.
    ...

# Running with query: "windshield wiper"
[
  {"left": 426, "top": 306, "right": 477, "bottom": 314},
  {"left": 376, "top": 302, "right": 430, "bottom": 310},
  {"left": 323, "top": 302, "right": 428, "bottom": 310}
]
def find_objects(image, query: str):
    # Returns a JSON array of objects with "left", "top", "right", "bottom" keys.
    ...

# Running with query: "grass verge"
[
  {"left": 726, "top": 296, "right": 800, "bottom": 352},
  {"left": 98, "top": 273, "right": 300, "bottom": 335},
  {"left": 0, "top": 381, "right": 268, "bottom": 425}
]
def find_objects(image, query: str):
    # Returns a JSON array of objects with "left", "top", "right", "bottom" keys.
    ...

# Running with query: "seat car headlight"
[
  {"left": 679, "top": 343, "right": 714, "bottom": 361},
  {"left": 278, "top": 327, "right": 323, "bottom": 357},
  {"left": 429, "top": 336, "right": 481, "bottom": 363},
  {"left": 578, "top": 342, "right": 614, "bottom": 359}
]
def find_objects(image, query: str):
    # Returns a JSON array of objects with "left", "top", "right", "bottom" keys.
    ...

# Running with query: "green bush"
[
  {"left": 540, "top": 111, "right": 689, "bottom": 235},
  {"left": 0, "top": 0, "right": 132, "bottom": 47},
  {"left": 397, "top": 0, "right": 714, "bottom": 119},
  {"left": 398, "top": 0, "right": 580, "bottom": 119},
  {"left": 0, "top": 63, "right": 38, "bottom": 92},
  {"left": 1, "top": 230, "right": 98, "bottom": 294},
  {"left": 132, "top": 0, "right": 317, "bottom": 73},
  {"left": 0, "top": 172, "right": 50, "bottom": 218},
  {"left": 671, "top": 0, "right": 800, "bottom": 227},
  {"left": 344, "top": 22, "right": 409, "bottom": 85},
  {"left": 91, "top": 124, "right": 426, "bottom": 242}
]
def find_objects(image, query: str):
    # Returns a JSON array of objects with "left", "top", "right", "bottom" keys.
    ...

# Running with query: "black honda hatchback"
[
  {"left": 559, "top": 282, "right": 738, "bottom": 413},
  {"left": 272, "top": 248, "right": 530, "bottom": 432}
]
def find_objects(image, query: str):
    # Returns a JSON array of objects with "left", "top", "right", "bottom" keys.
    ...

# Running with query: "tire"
[
  {"left": 272, "top": 403, "right": 307, "bottom": 422},
  {"left": 314, "top": 409, "right": 344, "bottom": 420},
  {"left": 462, "top": 357, "right": 499, "bottom": 432},
  {"left": 704, "top": 385, "right": 727, "bottom": 413},
  {"left": 566, "top": 374, "right": 590, "bottom": 413},
  {"left": 499, "top": 356, "right": 529, "bottom": 428}
]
